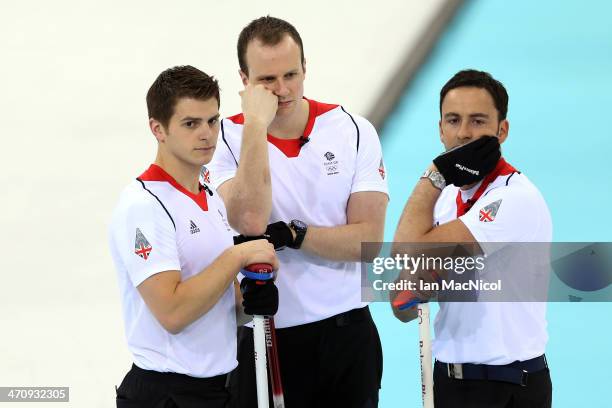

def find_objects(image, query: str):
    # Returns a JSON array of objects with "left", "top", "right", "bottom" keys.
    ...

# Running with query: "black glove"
[
  {"left": 433, "top": 136, "right": 501, "bottom": 187},
  {"left": 240, "top": 278, "right": 279, "bottom": 316},
  {"left": 233, "top": 221, "right": 294, "bottom": 250},
  {"left": 264, "top": 221, "right": 293, "bottom": 249}
]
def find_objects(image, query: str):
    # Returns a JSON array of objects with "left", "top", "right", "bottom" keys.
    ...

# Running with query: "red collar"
[
  {"left": 138, "top": 164, "right": 208, "bottom": 211},
  {"left": 455, "top": 158, "right": 517, "bottom": 217}
]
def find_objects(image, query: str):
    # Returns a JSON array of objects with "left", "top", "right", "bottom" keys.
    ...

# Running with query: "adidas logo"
[{"left": 190, "top": 220, "right": 200, "bottom": 234}]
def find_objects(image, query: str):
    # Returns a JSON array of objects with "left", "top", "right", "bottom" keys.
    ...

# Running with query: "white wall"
[{"left": 0, "top": 1, "right": 447, "bottom": 406}]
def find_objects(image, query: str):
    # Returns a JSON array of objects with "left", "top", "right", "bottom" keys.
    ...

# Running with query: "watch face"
[
  {"left": 291, "top": 219, "right": 307, "bottom": 231},
  {"left": 428, "top": 171, "right": 446, "bottom": 189}
]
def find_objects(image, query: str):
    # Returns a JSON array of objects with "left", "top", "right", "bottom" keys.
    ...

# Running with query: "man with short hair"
[
  {"left": 109, "top": 65, "right": 279, "bottom": 408},
  {"left": 208, "top": 16, "right": 388, "bottom": 408},
  {"left": 391, "top": 69, "right": 553, "bottom": 407}
]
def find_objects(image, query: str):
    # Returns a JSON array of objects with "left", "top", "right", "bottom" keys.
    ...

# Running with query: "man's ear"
[
  {"left": 149, "top": 118, "right": 166, "bottom": 143},
  {"left": 498, "top": 119, "right": 509, "bottom": 144},
  {"left": 239, "top": 69, "right": 249, "bottom": 87}
]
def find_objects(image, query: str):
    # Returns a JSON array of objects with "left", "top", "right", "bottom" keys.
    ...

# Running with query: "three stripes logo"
[{"left": 190, "top": 220, "right": 200, "bottom": 234}]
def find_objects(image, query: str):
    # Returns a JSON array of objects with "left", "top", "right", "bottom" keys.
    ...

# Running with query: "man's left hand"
[
  {"left": 240, "top": 278, "right": 279, "bottom": 316},
  {"left": 233, "top": 221, "right": 294, "bottom": 250}
]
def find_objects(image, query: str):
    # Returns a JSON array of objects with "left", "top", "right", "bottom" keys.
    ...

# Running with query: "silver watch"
[{"left": 421, "top": 169, "right": 446, "bottom": 190}]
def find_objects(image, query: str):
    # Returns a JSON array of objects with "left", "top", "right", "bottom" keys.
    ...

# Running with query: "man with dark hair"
[
  {"left": 145, "top": 65, "right": 221, "bottom": 127},
  {"left": 208, "top": 16, "right": 388, "bottom": 408},
  {"left": 391, "top": 69, "right": 553, "bottom": 407},
  {"left": 439, "top": 69, "right": 509, "bottom": 120},
  {"left": 109, "top": 65, "right": 279, "bottom": 408}
]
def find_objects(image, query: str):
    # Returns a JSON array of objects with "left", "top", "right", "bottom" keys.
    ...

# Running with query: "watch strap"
[{"left": 289, "top": 220, "right": 307, "bottom": 249}]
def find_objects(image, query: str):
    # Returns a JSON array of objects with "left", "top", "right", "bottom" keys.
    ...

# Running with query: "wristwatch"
[
  {"left": 421, "top": 169, "right": 446, "bottom": 190},
  {"left": 288, "top": 219, "right": 308, "bottom": 249}
]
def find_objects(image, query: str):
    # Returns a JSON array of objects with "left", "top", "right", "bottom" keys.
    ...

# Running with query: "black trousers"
[
  {"left": 230, "top": 306, "right": 383, "bottom": 408},
  {"left": 116, "top": 364, "right": 230, "bottom": 408},
  {"left": 433, "top": 362, "right": 552, "bottom": 408}
]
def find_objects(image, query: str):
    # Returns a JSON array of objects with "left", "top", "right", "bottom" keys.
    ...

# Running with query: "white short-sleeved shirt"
[
  {"left": 432, "top": 166, "right": 553, "bottom": 365},
  {"left": 109, "top": 164, "right": 237, "bottom": 377},
  {"left": 207, "top": 98, "right": 389, "bottom": 328}
]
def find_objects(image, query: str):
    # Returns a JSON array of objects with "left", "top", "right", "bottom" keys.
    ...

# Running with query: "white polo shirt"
[
  {"left": 109, "top": 164, "right": 237, "bottom": 377},
  {"left": 208, "top": 98, "right": 389, "bottom": 328},
  {"left": 432, "top": 167, "right": 553, "bottom": 365}
]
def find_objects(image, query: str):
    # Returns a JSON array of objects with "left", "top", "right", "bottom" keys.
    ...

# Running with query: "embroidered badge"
[
  {"left": 479, "top": 199, "right": 502, "bottom": 222},
  {"left": 323, "top": 152, "right": 339, "bottom": 175},
  {"left": 378, "top": 158, "right": 386, "bottom": 180},
  {"left": 200, "top": 166, "right": 211, "bottom": 184},
  {"left": 134, "top": 228, "right": 153, "bottom": 260}
]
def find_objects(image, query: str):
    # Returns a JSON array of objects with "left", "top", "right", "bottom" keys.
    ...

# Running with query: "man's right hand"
[
  {"left": 391, "top": 266, "right": 438, "bottom": 308},
  {"left": 240, "top": 84, "right": 278, "bottom": 129},
  {"left": 234, "top": 239, "right": 279, "bottom": 272}
]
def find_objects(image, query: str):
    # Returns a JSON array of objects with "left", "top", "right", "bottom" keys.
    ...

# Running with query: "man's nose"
[
  {"left": 273, "top": 79, "right": 290, "bottom": 97},
  {"left": 457, "top": 121, "right": 473, "bottom": 141},
  {"left": 199, "top": 124, "right": 212, "bottom": 140}
]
